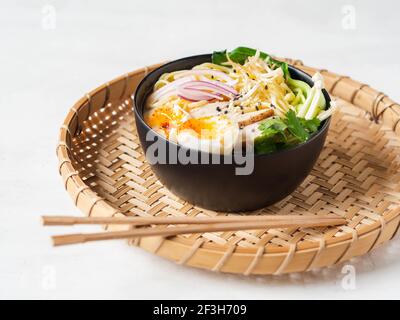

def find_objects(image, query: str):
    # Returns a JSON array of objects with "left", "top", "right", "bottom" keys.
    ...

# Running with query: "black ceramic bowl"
[{"left": 134, "top": 54, "right": 331, "bottom": 212}]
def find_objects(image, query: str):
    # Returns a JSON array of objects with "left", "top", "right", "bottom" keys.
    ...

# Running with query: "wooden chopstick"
[
  {"left": 48, "top": 217, "right": 346, "bottom": 247},
  {"left": 42, "top": 214, "right": 344, "bottom": 227}
]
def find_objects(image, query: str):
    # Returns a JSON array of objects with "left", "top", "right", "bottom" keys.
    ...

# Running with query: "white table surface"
[{"left": 1, "top": 0, "right": 400, "bottom": 300}]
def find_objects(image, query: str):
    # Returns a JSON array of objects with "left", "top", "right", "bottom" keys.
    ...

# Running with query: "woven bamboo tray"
[{"left": 57, "top": 58, "right": 400, "bottom": 275}]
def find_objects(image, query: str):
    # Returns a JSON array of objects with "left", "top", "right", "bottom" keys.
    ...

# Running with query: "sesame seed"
[
  {"left": 216, "top": 106, "right": 221, "bottom": 112},
  {"left": 224, "top": 110, "right": 228, "bottom": 114}
]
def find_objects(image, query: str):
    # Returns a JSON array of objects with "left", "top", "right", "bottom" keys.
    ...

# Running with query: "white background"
[{"left": 1, "top": 0, "right": 399, "bottom": 299}]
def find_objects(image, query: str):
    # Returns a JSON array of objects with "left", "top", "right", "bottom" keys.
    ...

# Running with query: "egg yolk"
[
  {"left": 179, "top": 117, "right": 221, "bottom": 140},
  {"left": 145, "top": 105, "right": 186, "bottom": 137}
]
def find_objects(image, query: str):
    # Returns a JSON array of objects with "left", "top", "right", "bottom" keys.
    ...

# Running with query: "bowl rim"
[{"left": 133, "top": 53, "right": 331, "bottom": 158}]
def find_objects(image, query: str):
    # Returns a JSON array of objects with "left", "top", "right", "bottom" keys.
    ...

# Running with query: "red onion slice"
[
  {"left": 185, "top": 88, "right": 223, "bottom": 100},
  {"left": 181, "top": 80, "right": 238, "bottom": 98},
  {"left": 148, "top": 76, "right": 238, "bottom": 105},
  {"left": 177, "top": 87, "right": 222, "bottom": 102},
  {"left": 183, "top": 84, "right": 233, "bottom": 98},
  {"left": 186, "top": 80, "right": 237, "bottom": 95},
  {"left": 197, "top": 78, "right": 239, "bottom": 95}
]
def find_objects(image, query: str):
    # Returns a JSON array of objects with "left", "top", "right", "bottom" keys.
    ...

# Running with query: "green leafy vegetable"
[
  {"left": 254, "top": 137, "right": 279, "bottom": 154},
  {"left": 212, "top": 47, "right": 290, "bottom": 78},
  {"left": 266, "top": 56, "right": 289, "bottom": 78},
  {"left": 259, "top": 117, "right": 288, "bottom": 134},
  {"left": 300, "top": 117, "right": 321, "bottom": 133},
  {"left": 254, "top": 118, "right": 288, "bottom": 154},
  {"left": 229, "top": 47, "right": 268, "bottom": 65},
  {"left": 211, "top": 50, "right": 228, "bottom": 66},
  {"left": 286, "top": 110, "right": 309, "bottom": 143},
  {"left": 254, "top": 110, "right": 321, "bottom": 154}
]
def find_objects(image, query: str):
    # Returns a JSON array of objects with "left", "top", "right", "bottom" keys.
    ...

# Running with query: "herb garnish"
[{"left": 254, "top": 110, "right": 321, "bottom": 154}]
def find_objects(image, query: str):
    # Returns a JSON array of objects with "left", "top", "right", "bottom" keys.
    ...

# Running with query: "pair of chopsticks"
[{"left": 42, "top": 215, "right": 346, "bottom": 247}]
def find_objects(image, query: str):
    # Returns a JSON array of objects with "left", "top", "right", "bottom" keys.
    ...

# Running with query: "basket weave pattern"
[{"left": 57, "top": 59, "right": 400, "bottom": 275}]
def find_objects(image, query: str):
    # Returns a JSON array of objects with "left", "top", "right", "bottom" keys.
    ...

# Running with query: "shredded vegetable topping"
[{"left": 145, "top": 47, "right": 335, "bottom": 154}]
